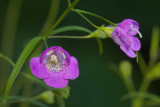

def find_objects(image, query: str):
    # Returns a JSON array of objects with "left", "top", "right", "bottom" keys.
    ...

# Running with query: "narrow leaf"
[
  {"left": 0, "top": 53, "right": 15, "bottom": 67},
  {"left": 50, "top": 25, "right": 92, "bottom": 35},
  {"left": 3, "top": 36, "right": 42, "bottom": 101},
  {"left": 150, "top": 26, "right": 159, "bottom": 61}
]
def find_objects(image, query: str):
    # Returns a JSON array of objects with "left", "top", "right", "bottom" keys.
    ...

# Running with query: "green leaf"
[
  {"left": 22, "top": 72, "right": 53, "bottom": 90},
  {"left": 0, "top": 53, "right": 15, "bottom": 67},
  {"left": 3, "top": 36, "right": 42, "bottom": 101},
  {"left": 150, "top": 26, "right": 159, "bottom": 61},
  {"left": 50, "top": 25, "right": 92, "bottom": 35},
  {"left": 147, "top": 62, "right": 160, "bottom": 81}
]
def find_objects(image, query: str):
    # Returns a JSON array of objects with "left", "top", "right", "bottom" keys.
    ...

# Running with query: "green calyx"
[{"left": 99, "top": 27, "right": 115, "bottom": 38}]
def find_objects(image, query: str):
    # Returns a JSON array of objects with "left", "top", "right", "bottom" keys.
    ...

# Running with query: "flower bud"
[{"left": 39, "top": 90, "right": 55, "bottom": 104}]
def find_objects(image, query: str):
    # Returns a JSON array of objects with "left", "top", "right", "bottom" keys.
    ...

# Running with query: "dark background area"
[{"left": 0, "top": 0, "right": 160, "bottom": 107}]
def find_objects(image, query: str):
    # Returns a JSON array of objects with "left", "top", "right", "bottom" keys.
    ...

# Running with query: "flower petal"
[
  {"left": 64, "top": 56, "right": 79, "bottom": 80},
  {"left": 120, "top": 46, "right": 136, "bottom": 58},
  {"left": 30, "top": 57, "right": 50, "bottom": 79},
  {"left": 118, "top": 19, "right": 139, "bottom": 36},
  {"left": 130, "top": 37, "right": 141, "bottom": 51},
  {"left": 112, "top": 27, "right": 131, "bottom": 47},
  {"left": 44, "top": 76, "right": 69, "bottom": 88}
]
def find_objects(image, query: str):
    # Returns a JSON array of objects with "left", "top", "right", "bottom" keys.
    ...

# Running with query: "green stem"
[
  {"left": 44, "top": 0, "right": 79, "bottom": 39},
  {"left": 73, "top": 9, "right": 100, "bottom": 29},
  {"left": 74, "top": 9, "right": 116, "bottom": 26},
  {"left": 48, "top": 35, "right": 93, "bottom": 39},
  {"left": 67, "top": 0, "right": 71, "bottom": 6}
]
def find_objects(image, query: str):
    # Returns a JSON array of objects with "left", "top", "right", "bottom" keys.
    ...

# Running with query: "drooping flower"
[
  {"left": 30, "top": 46, "right": 79, "bottom": 88},
  {"left": 111, "top": 19, "right": 142, "bottom": 58}
]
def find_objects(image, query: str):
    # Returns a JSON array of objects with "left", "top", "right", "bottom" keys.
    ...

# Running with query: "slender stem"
[
  {"left": 74, "top": 9, "right": 116, "bottom": 26},
  {"left": 67, "top": 0, "right": 71, "bottom": 6},
  {"left": 43, "top": 38, "right": 48, "bottom": 49},
  {"left": 0, "top": 53, "right": 15, "bottom": 67},
  {"left": 43, "top": 0, "right": 79, "bottom": 39},
  {"left": 73, "top": 9, "right": 100, "bottom": 29},
  {"left": 48, "top": 35, "right": 92, "bottom": 39}
]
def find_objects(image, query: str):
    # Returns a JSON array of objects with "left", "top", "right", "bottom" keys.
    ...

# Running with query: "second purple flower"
[{"left": 111, "top": 19, "right": 142, "bottom": 58}]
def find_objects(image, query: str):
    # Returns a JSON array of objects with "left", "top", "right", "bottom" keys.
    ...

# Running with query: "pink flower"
[
  {"left": 111, "top": 19, "right": 142, "bottom": 58},
  {"left": 30, "top": 46, "right": 79, "bottom": 88}
]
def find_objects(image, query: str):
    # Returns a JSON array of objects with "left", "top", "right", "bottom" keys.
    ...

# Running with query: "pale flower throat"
[{"left": 42, "top": 49, "right": 67, "bottom": 72}]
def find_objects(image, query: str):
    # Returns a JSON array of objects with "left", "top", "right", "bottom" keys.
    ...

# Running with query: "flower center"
[{"left": 42, "top": 49, "right": 67, "bottom": 72}]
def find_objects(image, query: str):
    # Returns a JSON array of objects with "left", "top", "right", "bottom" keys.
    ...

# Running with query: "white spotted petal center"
[{"left": 42, "top": 49, "right": 67, "bottom": 72}]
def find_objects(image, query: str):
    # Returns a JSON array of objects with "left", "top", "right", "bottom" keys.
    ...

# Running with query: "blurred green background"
[{"left": 0, "top": 0, "right": 160, "bottom": 107}]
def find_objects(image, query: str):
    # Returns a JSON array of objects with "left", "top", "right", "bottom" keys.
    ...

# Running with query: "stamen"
[{"left": 131, "top": 28, "right": 142, "bottom": 38}]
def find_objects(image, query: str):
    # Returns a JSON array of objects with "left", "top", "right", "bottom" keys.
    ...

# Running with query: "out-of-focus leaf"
[
  {"left": 150, "top": 26, "right": 159, "bottom": 61},
  {"left": 29, "top": 100, "right": 49, "bottom": 107},
  {"left": 137, "top": 52, "right": 147, "bottom": 75},
  {"left": 22, "top": 72, "right": 53, "bottom": 90},
  {"left": 50, "top": 25, "right": 92, "bottom": 35},
  {"left": 119, "top": 61, "right": 132, "bottom": 78},
  {"left": 122, "top": 92, "right": 160, "bottom": 105},
  {"left": 0, "top": 96, "right": 48, "bottom": 107},
  {"left": 147, "top": 62, "right": 160, "bottom": 81},
  {"left": 3, "top": 36, "right": 42, "bottom": 101},
  {"left": 96, "top": 38, "right": 103, "bottom": 55},
  {"left": 0, "top": 53, "right": 15, "bottom": 67},
  {"left": 0, "top": 80, "right": 7, "bottom": 96},
  {"left": 119, "top": 61, "right": 135, "bottom": 93}
]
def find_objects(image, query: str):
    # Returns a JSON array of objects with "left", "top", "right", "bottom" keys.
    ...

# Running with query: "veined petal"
[
  {"left": 30, "top": 57, "right": 50, "bottom": 79},
  {"left": 130, "top": 37, "right": 141, "bottom": 51},
  {"left": 44, "top": 76, "right": 69, "bottom": 88},
  {"left": 120, "top": 46, "right": 136, "bottom": 58},
  {"left": 64, "top": 56, "right": 79, "bottom": 80}
]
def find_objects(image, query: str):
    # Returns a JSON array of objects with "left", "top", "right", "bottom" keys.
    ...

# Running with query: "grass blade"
[{"left": 3, "top": 36, "right": 42, "bottom": 101}]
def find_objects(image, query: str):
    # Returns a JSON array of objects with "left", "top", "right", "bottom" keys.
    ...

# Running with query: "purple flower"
[
  {"left": 30, "top": 46, "right": 79, "bottom": 88},
  {"left": 111, "top": 19, "right": 142, "bottom": 58}
]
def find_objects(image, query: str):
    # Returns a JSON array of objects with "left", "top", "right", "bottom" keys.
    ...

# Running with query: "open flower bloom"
[
  {"left": 111, "top": 19, "right": 142, "bottom": 58},
  {"left": 30, "top": 46, "right": 79, "bottom": 88}
]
